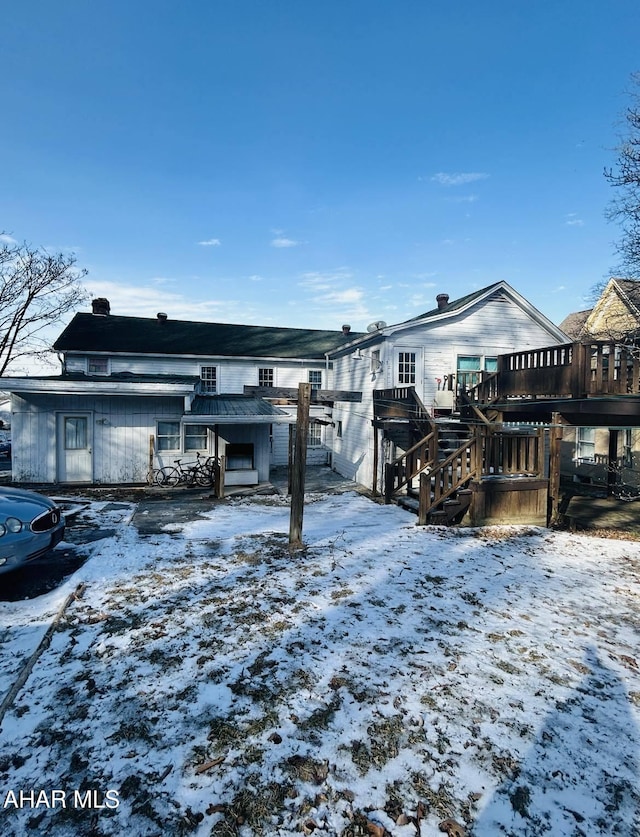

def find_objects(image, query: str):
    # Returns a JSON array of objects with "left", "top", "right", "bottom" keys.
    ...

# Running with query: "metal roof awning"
[{"left": 182, "top": 395, "right": 295, "bottom": 425}]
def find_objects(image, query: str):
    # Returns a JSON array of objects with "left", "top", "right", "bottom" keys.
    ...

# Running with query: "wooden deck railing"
[
  {"left": 384, "top": 430, "right": 437, "bottom": 500},
  {"left": 467, "top": 341, "right": 640, "bottom": 403},
  {"left": 418, "top": 435, "right": 478, "bottom": 523},
  {"left": 385, "top": 426, "right": 545, "bottom": 509},
  {"left": 373, "top": 386, "right": 433, "bottom": 420}
]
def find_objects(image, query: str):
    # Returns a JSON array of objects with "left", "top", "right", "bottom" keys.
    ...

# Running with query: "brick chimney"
[
  {"left": 157, "top": 312, "right": 168, "bottom": 323},
  {"left": 91, "top": 298, "right": 110, "bottom": 315},
  {"left": 436, "top": 293, "right": 449, "bottom": 310},
  {"left": 342, "top": 324, "right": 351, "bottom": 335}
]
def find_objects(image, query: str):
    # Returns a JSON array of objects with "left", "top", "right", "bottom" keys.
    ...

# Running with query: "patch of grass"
[
  {"left": 410, "top": 773, "right": 457, "bottom": 819},
  {"left": 210, "top": 782, "right": 293, "bottom": 836},
  {"left": 495, "top": 659, "right": 522, "bottom": 675}
]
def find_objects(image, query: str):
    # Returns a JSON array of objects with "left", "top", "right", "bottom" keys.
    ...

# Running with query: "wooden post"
[
  {"left": 148, "top": 435, "right": 155, "bottom": 483},
  {"left": 215, "top": 455, "right": 226, "bottom": 499},
  {"left": 472, "top": 425, "right": 484, "bottom": 477},
  {"left": 289, "top": 382, "right": 311, "bottom": 547},
  {"left": 607, "top": 429, "right": 619, "bottom": 497},
  {"left": 535, "top": 427, "right": 545, "bottom": 477},
  {"left": 418, "top": 472, "right": 429, "bottom": 525},
  {"left": 288, "top": 423, "right": 295, "bottom": 495},
  {"left": 372, "top": 424, "right": 379, "bottom": 496},
  {"left": 548, "top": 412, "right": 563, "bottom": 525}
]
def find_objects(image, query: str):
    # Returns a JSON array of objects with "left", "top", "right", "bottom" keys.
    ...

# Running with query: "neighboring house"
[
  {"left": 3, "top": 299, "right": 361, "bottom": 485},
  {"left": 559, "top": 277, "right": 640, "bottom": 495},
  {"left": 327, "top": 281, "right": 568, "bottom": 491},
  {"left": 559, "top": 277, "right": 640, "bottom": 341}
]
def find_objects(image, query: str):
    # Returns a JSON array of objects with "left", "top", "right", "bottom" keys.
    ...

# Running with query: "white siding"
[
  {"left": 330, "top": 292, "right": 565, "bottom": 490},
  {"left": 11, "top": 393, "right": 184, "bottom": 484},
  {"left": 68, "top": 353, "right": 327, "bottom": 393}
]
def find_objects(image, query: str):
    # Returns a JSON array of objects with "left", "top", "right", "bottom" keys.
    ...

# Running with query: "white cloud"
[
  {"left": 198, "top": 238, "right": 221, "bottom": 246},
  {"left": 271, "top": 237, "right": 299, "bottom": 248},
  {"left": 431, "top": 172, "right": 489, "bottom": 186},
  {"left": 448, "top": 194, "right": 479, "bottom": 203},
  {"left": 565, "top": 214, "right": 584, "bottom": 227},
  {"left": 0, "top": 234, "right": 18, "bottom": 244},
  {"left": 84, "top": 279, "right": 237, "bottom": 322}
]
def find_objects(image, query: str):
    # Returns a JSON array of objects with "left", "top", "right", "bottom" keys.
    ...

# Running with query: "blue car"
[{"left": 0, "top": 488, "right": 65, "bottom": 574}]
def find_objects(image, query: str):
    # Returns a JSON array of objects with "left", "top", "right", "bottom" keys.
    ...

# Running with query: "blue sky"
[{"left": 2, "top": 1, "right": 639, "bottom": 336}]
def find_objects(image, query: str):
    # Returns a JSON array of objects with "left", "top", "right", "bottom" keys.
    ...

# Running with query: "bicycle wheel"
[
  {"left": 195, "top": 465, "right": 215, "bottom": 486},
  {"left": 155, "top": 467, "right": 180, "bottom": 487}
]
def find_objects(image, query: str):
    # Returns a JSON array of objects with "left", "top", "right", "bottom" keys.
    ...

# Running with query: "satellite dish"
[{"left": 366, "top": 320, "right": 387, "bottom": 332}]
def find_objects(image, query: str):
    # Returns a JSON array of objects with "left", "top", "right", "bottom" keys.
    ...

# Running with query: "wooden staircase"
[
  {"left": 384, "top": 420, "right": 547, "bottom": 526},
  {"left": 384, "top": 419, "right": 477, "bottom": 525}
]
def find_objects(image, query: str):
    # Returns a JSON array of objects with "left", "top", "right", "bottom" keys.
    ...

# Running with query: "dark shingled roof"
[
  {"left": 402, "top": 282, "right": 505, "bottom": 324},
  {"left": 558, "top": 309, "right": 591, "bottom": 340},
  {"left": 54, "top": 314, "right": 363, "bottom": 359}
]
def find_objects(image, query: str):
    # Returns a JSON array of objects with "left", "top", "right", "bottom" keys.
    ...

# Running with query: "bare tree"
[
  {"left": 0, "top": 237, "right": 88, "bottom": 376},
  {"left": 604, "top": 72, "right": 640, "bottom": 279}
]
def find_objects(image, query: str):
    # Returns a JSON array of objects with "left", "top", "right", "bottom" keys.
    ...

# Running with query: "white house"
[
  {"left": 2, "top": 282, "right": 568, "bottom": 489},
  {"left": 4, "top": 299, "right": 360, "bottom": 485},
  {"left": 327, "top": 282, "right": 569, "bottom": 491}
]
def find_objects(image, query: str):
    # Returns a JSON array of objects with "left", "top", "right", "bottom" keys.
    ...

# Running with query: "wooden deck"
[{"left": 467, "top": 340, "right": 640, "bottom": 425}]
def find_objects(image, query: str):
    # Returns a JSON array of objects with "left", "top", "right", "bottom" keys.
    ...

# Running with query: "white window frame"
[
  {"left": 184, "top": 424, "right": 209, "bottom": 452},
  {"left": 200, "top": 366, "right": 217, "bottom": 394},
  {"left": 397, "top": 351, "right": 416, "bottom": 385},
  {"left": 308, "top": 370, "right": 322, "bottom": 392},
  {"left": 157, "top": 420, "right": 181, "bottom": 452},
  {"left": 576, "top": 427, "right": 596, "bottom": 463},
  {"left": 259, "top": 367, "right": 274, "bottom": 387},
  {"left": 308, "top": 423, "right": 323, "bottom": 447},
  {"left": 622, "top": 428, "right": 633, "bottom": 468},
  {"left": 456, "top": 355, "right": 498, "bottom": 391}
]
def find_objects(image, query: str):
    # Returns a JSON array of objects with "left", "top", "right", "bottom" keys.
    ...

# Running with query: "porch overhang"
[
  {"left": 182, "top": 395, "right": 295, "bottom": 425},
  {"left": 1, "top": 373, "right": 198, "bottom": 397}
]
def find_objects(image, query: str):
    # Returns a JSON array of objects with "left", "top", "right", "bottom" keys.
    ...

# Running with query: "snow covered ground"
[{"left": 0, "top": 491, "right": 639, "bottom": 836}]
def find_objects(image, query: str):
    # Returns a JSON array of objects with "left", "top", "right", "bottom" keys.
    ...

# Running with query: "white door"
[
  {"left": 395, "top": 348, "right": 423, "bottom": 399},
  {"left": 57, "top": 414, "right": 93, "bottom": 482}
]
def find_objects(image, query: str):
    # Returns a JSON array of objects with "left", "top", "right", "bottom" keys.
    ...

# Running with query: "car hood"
[{"left": 0, "top": 487, "right": 59, "bottom": 519}]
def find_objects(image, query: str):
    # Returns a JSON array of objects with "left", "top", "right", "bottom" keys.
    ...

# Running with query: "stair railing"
[
  {"left": 384, "top": 428, "right": 438, "bottom": 502},
  {"left": 418, "top": 431, "right": 480, "bottom": 524}
]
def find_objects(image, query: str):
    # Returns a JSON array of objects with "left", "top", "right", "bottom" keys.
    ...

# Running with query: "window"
[
  {"left": 200, "top": 366, "right": 217, "bottom": 393},
  {"left": 308, "top": 423, "right": 322, "bottom": 447},
  {"left": 336, "top": 420, "right": 343, "bottom": 438},
  {"left": 623, "top": 428, "right": 633, "bottom": 468},
  {"left": 576, "top": 427, "right": 596, "bottom": 462},
  {"left": 65, "top": 417, "right": 88, "bottom": 450},
  {"left": 157, "top": 421, "right": 180, "bottom": 451},
  {"left": 457, "top": 355, "right": 497, "bottom": 390},
  {"left": 184, "top": 424, "right": 208, "bottom": 451},
  {"left": 87, "top": 356, "right": 109, "bottom": 375},
  {"left": 398, "top": 352, "right": 416, "bottom": 384},
  {"left": 259, "top": 368, "right": 274, "bottom": 387},
  {"left": 308, "top": 370, "right": 322, "bottom": 391}
]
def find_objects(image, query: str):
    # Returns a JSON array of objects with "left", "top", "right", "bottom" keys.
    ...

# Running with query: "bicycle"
[{"left": 154, "top": 453, "right": 217, "bottom": 487}]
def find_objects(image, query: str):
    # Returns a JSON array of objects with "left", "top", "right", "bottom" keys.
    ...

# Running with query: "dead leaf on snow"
[
  {"left": 439, "top": 818, "right": 467, "bottom": 837},
  {"left": 194, "top": 756, "right": 225, "bottom": 774},
  {"left": 620, "top": 654, "right": 639, "bottom": 670},
  {"left": 366, "top": 821, "right": 386, "bottom": 837}
]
